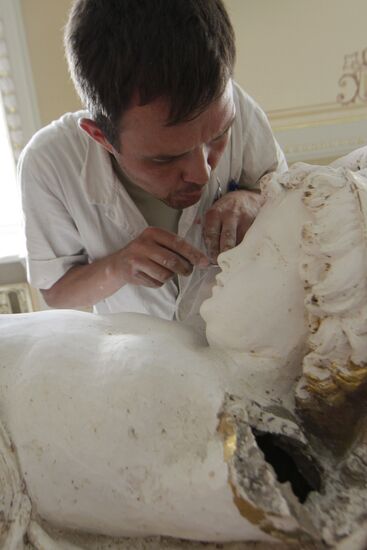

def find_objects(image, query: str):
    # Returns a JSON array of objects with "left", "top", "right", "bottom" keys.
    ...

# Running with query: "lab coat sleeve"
[
  {"left": 232, "top": 82, "right": 287, "bottom": 189},
  {"left": 18, "top": 147, "right": 88, "bottom": 290}
]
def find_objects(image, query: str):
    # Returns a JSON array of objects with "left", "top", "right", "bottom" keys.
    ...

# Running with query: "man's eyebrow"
[
  {"left": 144, "top": 111, "right": 236, "bottom": 162},
  {"left": 145, "top": 151, "right": 187, "bottom": 162}
]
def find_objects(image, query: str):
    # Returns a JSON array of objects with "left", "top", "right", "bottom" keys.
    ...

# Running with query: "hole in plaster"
[
  {"left": 254, "top": 431, "right": 322, "bottom": 503},
  {"left": 8, "top": 291, "right": 21, "bottom": 313}
]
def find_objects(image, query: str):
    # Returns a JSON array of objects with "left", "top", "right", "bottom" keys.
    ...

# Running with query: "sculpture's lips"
[{"left": 214, "top": 275, "right": 224, "bottom": 288}]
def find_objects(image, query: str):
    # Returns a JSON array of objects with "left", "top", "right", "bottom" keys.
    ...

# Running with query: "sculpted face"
[
  {"left": 2, "top": 162, "right": 367, "bottom": 548},
  {"left": 201, "top": 181, "right": 309, "bottom": 361}
]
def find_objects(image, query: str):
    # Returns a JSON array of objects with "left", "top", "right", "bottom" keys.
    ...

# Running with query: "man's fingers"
[
  {"left": 132, "top": 258, "right": 174, "bottom": 285},
  {"left": 203, "top": 212, "right": 221, "bottom": 263},
  {"left": 144, "top": 227, "right": 209, "bottom": 268},
  {"left": 118, "top": 227, "right": 210, "bottom": 289},
  {"left": 133, "top": 270, "right": 164, "bottom": 288},
  {"left": 167, "top": 236, "right": 209, "bottom": 268},
  {"left": 150, "top": 247, "right": 193, "bottom": 276},
  {"left": 219, "top": 216, "right": 237, "bottom": 254},
  {"left": 203, "top": 190, "right": 264, "bottom": 262}
]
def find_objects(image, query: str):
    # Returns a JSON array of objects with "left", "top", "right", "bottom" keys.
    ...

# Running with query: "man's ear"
[{"left": 79, "top": 118, "right": 115, "bottom": 154}]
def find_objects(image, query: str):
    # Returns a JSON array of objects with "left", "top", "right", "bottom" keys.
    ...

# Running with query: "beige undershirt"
[
  {"left": 111, "top": 155, "right": 182, "bottom": 232},
  {"left": 111, "top": 156, "right": 182, "bottom": 288}
]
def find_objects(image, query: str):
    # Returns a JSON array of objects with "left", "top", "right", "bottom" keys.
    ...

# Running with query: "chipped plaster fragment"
[{"left": 217, "top": 396, "right": 320, "bottom": 546}]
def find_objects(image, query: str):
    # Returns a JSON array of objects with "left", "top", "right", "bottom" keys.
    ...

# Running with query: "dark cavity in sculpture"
[{"left": 254, "top": 430, "right": 322, "bottom": 503}]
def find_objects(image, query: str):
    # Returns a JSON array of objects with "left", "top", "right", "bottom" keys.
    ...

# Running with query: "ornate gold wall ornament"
[{"left": 337, "top": 48, "right": 367, "bottom": 107}]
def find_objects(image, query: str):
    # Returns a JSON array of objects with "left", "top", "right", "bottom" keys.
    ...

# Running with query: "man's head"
[{"left": 65, "top": 0, "right": 236, "bottom": 147}]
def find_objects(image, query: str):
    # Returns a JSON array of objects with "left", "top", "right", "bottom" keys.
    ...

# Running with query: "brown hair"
[{"left": 64, "top": 0, "right": 236, "bottom": 147}]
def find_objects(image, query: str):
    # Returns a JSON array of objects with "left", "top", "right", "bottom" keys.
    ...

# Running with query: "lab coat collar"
[
  {"left": 79, "top": 119, "right": 118, "bottom": 206},
  {"left": 78, "top": 118, "right": 218, "bottom": 239}
]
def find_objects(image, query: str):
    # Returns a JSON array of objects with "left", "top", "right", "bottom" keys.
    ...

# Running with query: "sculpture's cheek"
[{"left": 203, "top": 205, "right": 308, "bottom": 357}]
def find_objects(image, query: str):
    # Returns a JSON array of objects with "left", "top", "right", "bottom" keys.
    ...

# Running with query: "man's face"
[{"left": 114, "top": 80, "right": 235, "bottom": 209}]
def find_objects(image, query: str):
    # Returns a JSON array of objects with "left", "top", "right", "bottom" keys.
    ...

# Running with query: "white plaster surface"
[{"left": 1, "top": 150, "right": 367, "bottom": 549}]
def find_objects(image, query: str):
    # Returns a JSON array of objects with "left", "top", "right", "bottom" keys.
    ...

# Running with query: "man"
[{"left": 19, "top": 0, "right": 287, "bottom": 324}]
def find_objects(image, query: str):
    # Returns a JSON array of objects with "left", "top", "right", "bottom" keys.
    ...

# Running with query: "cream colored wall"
[
  {"left": 223, "top": 0, "right": 367, "bottom": 164},
  {"left": 19, "top": 0, "right": 367, "bottom": 162},
  {"left": 224, "top": 0, "right": 367, "bottom": 112},
  {"left": 20, "top": 0, "right": 80, "bottom": 126},
  {"left": 21, "top": 0, "right": 367, "bottom": 122}
]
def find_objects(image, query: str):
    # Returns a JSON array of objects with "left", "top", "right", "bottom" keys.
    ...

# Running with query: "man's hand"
[
  {"left": 113, "top": 227, "right": 209, "bottom": 288},
  {"left": 41, "top": 227, "right": 209, "bottom": 309},
  {"left": 202, "top": 190, "right": 264, "bottom": 263}
]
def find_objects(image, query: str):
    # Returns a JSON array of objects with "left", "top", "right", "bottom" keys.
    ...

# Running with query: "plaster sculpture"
[{"left": 1, "top": 156, "right": 367, "bottom": 550}]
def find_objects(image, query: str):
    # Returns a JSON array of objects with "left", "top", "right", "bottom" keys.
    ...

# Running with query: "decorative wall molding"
[
  {"left": 268, "top": 46, "right": 367, "bottom": 164},
  {"left": 269, "top": 101, "right": 367, "bottom": 163},
  {"left": 0, "top": 282, "right": 34, "bottom": 313},
  {"left": 337, "top": 48, "right": 367, "bottom": 106},
  {"left": 0, "top": 18, "right": 23, "bottom": 161},
  {"left": 0, "top": 0, "right": 40, "bottom": 159}
]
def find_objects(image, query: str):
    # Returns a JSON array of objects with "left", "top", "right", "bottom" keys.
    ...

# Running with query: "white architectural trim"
[
  {"left": 0, "top": 0, "right": 40, "bottom": 149},
  {"left": 269, "top": 101, "right": 367, "bottom": 164},
  {"left": 0, "top": 0, "right": 40, "bottom": 262}
]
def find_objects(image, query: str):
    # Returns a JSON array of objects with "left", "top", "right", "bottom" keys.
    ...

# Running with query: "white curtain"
[{"left": 0, "top": 0, "right": 40, "bottom": 260}]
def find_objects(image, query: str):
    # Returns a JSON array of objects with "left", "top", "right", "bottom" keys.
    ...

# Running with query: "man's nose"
[{"left": 182, "top": 145, "right": 212, "bottom": 186}]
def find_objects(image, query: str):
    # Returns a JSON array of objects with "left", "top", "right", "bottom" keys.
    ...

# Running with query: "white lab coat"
[{"left": 19, "top": 82, "right": 287, "bottom": 327}]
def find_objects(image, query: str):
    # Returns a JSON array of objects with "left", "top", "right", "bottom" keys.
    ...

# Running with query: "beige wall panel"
[
  {"left": 19, "top": 0, "right": 367, "bottom": 162},
  {"left": 224, "top": 0, "right": 367, "bottom": 111},
  {"left": 20, "top": 0, "right": 81, "bottom": 126},
  {"left": 224, "top": 0, "right": 367, "bottom": 162}
]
